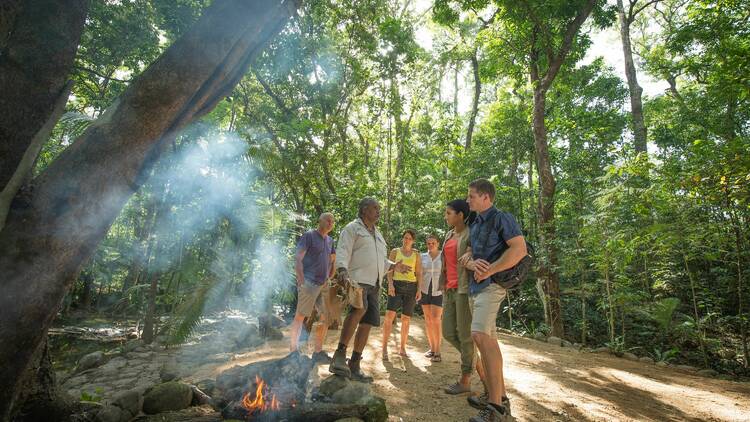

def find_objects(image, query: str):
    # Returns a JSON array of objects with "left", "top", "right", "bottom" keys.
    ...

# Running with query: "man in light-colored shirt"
[{"left": 329, "top": 198, "right": 410, "bottom": 382}]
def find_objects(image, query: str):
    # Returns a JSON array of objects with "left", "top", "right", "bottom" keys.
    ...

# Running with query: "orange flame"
[{"left": 241, "top": 375, "right": 281, "bottom": 415}]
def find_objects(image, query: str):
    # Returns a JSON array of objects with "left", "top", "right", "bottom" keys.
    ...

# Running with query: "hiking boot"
[
  {"left": 469, "top": 394, "right": 511, "bottom": 416},
  {"left": 348, "top": 357, "right": 374, "bottom": 383},
  {"left": 468, "top": 404, "right": 513, "bottom": 422},
  {"left": 312, "top": 351, "right": 332, "bottom": 364},
  {"left": 329, "top": 349, "right": 351, "bottom": 378}
]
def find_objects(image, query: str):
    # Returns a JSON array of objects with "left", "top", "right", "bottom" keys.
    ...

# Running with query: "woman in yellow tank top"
[{"left": 382, "top": 229, "right": 423, "bottom": 359}]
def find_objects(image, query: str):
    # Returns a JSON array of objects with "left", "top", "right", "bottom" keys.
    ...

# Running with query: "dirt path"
[{"left": 193, "top": 318, "right": 750, "bottom": 422}]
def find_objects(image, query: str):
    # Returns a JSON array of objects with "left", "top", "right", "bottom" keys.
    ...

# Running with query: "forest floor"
[{"left": 187, "top": 318, "right": 750, "bottom": 422}]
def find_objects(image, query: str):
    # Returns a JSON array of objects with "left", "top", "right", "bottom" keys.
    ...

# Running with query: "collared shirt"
[
  {"left": 420, "top": 252, "right": 442, "bottom": 295},
  {"left": 469, "top": 206, "right": 523, "bottom": 295},
  {"left": 335, "top": 218, "right": 389, "bottom": 287},
  {"left": 296, "top": 230, "right": 335, "bottom": 285}
]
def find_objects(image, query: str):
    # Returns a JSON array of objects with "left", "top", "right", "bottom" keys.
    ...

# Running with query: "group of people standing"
[{"left": 288, "top": 178, "right": 527, "bottom": 422}]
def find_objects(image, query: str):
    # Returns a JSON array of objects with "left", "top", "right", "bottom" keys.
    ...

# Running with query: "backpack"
[{"left": 475, "top": 209, "right": 535, "bottom": 290}]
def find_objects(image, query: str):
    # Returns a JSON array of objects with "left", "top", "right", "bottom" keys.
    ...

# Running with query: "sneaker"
[
  {"left": 444, "top": 381, "right": 471, "bottom": 395},
  {"left": 468, "top": 392, "right": 488, "bottom": 410},
  {"left": 468, "top": 395, "right": 511, "bottom": 415},
  {"left": 312, "top": 351, "right": 332, "bottom": 364},
  {"left": 328, "top": 349, "right": 351, "bottom": 378},
  {"left": 468, "top": 404, "right": 512, "bottom": 422},
  {"left": 348, "top": 357, "right": 374, "bottom": 383}
]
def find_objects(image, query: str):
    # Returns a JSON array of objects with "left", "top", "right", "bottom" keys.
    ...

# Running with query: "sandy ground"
[{"left": 194, "top": 318, "right": 750, "bottom": 422}]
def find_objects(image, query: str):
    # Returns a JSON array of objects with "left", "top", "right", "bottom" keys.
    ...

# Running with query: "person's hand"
[
  {"left": 335, "top": 268, "right": 349, "bottom": 287},
  {"left": 458, "top": 252, "right": 472, "bottom": 266},
  {"left": 388, "top": 283, "right": 396, "bottom": 296},
  {"left": 415, "top": 290, "right": 422, "bottom": 302},
  {"left": 473, "top": 259, "right": 493, "bottom": 282},
  {"left": 393, "top": 260, "right": 412, "bottom": 274},
  {"left": 296, "top": 275, "right": 304, "bottom": 287}
]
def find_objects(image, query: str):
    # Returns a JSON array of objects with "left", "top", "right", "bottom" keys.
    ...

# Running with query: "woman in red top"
[{"left": 440, "top": 200, "right": 487, "bottom": 397}]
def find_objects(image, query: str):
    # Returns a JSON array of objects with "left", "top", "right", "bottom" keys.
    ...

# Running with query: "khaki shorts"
[
  {"left": 295, "top": 279, "right": 329, "bottom": 319},
  {"left": 470, "top": 283, "right": 507, "bottom": 335}
]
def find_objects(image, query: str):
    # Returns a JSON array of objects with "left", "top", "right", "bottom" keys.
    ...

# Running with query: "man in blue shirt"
[
  {"left": 463, "top": 179, "right": 526, "bottom": 422},
  {"left": 290, "top": 213, "right": 336, "bottom": 364}
]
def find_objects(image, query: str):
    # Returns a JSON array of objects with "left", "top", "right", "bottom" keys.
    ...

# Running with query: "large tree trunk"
[
  {"left": 0, "top": 0, "right": 297, "bottom": 418},
  {"left": 616, "top": 0, "right": 648, "bottom": 153},
  {"left": 0, "top": 0, "right": 88, "bottom": 189},
  {"left": 531, "top": 86, "right": 564, "bottom": 338}
]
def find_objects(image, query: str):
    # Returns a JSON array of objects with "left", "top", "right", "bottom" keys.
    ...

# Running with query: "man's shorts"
[
  {"left": 348, "top": 281, "right": 380, "bottom": 326},
  {"left": 386, "top": 280, "right": 418, "bottom": 317},
  {"left": 470, "top": 283, "right": 507, "bottom": 335},
  {"left": 295, "top": 279, "right": 329, "bottom": 319}
]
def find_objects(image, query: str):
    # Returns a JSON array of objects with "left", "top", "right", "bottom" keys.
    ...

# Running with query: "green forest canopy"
[{"left": 22, "top": 0, "right": 750, "bottom": 376}]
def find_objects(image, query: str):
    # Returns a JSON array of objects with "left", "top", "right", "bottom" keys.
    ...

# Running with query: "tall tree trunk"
[
  {"left": 617, "top": 0, "right": 648, "bottom": 153},
  {"left": 465, "top": 49, "right": 481, "bottom": 150},
  {"left": 0, "top": 1, "right": 297, "bottom": 418},
  {"left": 531, "top": 85, "right": 564, "bottom": 338},
  {"left": 0, "top": 0, "right": 88, "bottom": 189}
]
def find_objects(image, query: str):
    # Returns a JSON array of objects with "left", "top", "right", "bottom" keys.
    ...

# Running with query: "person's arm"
[
  {"left": 335, "top": 225, "right": 355, "bottom": 283},
  {"left": 295, "top": 248, "right": 306, "bottom": 286},
  {"left": 387, "top": 249, "right": 397, "bottom": 296},
  {"left": 414, "top": 252, "right": 423, "bottom": 301},
  {"left": 474, "top": 236, "right": 527, "bottom": 281}
]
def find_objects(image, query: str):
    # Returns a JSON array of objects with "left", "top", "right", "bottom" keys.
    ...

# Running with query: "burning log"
[{"left": 221, "top": 398, "right": 387, "bottom": 422}]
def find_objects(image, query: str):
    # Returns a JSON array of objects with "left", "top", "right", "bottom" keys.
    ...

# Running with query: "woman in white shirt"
[{"left": 419, "top": 234, "right": 443, "bottom": 362}]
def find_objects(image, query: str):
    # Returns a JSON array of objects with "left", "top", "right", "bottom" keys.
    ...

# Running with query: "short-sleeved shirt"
[
  {"left": 296, "top": 230, "right": 335, "bottom": 285},
  {"left": 420, "top": 252, "right": 442, "bottom": 295},
  {"left": 469, "top": 206, "right": 523, "bottom": 295}
]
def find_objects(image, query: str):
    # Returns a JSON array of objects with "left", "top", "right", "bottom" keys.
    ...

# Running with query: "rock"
[
  {"left": 319, "top": 374, "right": 352, "bottom": 398},
  {"left": 697, "top": 369, "right": 719, "bottom": 377},
  {"left": 142, "top": 382, "right": 193, "bottom": 414},
  {"left": 573, "top": 343, "right": 582, "bottom": 349},
  {"left": 112, "top": 389, "right": 142, "bottom": 417},
  {"left": 331, "top": 383, "right": 372, "bottom": 404},
  {"left": 656, "top": 361, "right": 669, "bottom": 367},
  {"left": 195, "top": 379, "right": 215, "bottom": 396},
  {"left": 95, "top": 405, "right": 129, "bottom": 422},
  {"left": 639, "top": 357, "right": 655, "bottom": 364},
  {"left": 78, "top": 351, "right": 106, "bottom": 371},
  {"left": 675, "top": 364, "right": 698, "bottom": 372},
  {"left": 562, "top": 340, "right": 573, "bottom": 348},
  {"left": 592, "top": 347, "right": 610, "bottom": 354},
  {"left": 122, "top": 340, "right": 144, "bottom": 354},
  {"left": 547, "top": 336, "right": 563, "bottom": 346},
  {"left": 159, "top": 362, "right": 181, "bottom": 382},
  {"left": 361, "top": 396, "right": 388, "bottom": 422},
  {"left": 623, "top": 352, "right": 639, "bottom": 361},
  {"left": 533, "top": 332, "right": 546, "bottom": 341}
]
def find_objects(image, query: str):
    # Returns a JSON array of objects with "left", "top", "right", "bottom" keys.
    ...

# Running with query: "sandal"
[
  {"left": 444, "top": 381, "right": 471, "bottom": 395},
  {"left": 398, "top": 350, "right": 408, "bottom": 357},
  {"left": 430, "top": 353, "right": 442, "bottom": 362},
  {"left": 382, "top": 350, "right": 389, "bottom": 361},
  {"left": 424, "top": 350, "right": 435, "bottom": 358}
]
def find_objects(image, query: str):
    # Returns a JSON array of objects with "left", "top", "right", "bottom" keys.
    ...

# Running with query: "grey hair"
[
  {"left": 319, "top": 212, "right": 334, "bottom": 222},
  {"left": 358, "top": 197, "right": 378, "bottom": 219}
]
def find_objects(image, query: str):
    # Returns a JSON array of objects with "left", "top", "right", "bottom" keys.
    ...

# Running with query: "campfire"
[
  {"left": 241, "top": 375, "right": 282, "bottom": 417},
  {"left": 216, "top": 352, "right": 387, "bottom": 421}
]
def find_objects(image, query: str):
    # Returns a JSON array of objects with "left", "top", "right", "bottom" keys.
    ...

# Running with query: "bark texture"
[
  {"left": 0, "top": 0, "right": 88, "bottom": 189},
  {"left": 617, "top": 0, "right": 648, "bottom": 153},
  {"left": 0, "top": 0, "right": 297, "bottom": 419}
]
